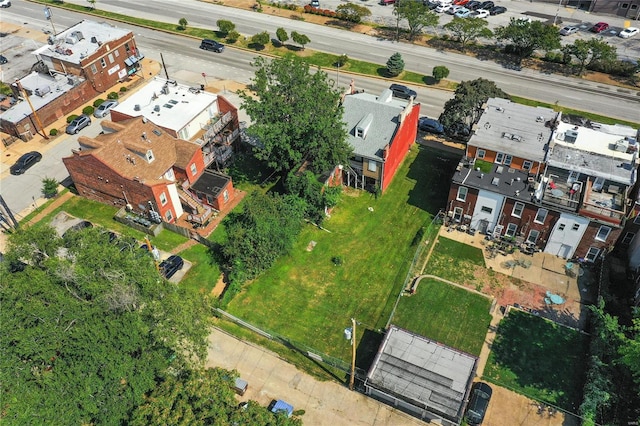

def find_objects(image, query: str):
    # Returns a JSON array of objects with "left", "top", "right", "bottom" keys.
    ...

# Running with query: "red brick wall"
[
  {"left": 466, "top": 145, "right": 542, "bottom": 175},
  {"left": 381, "top": 103, "right": 419, "bottom": 191},
  {"left": 174, "top": 149, "right": 206, "bottom": 185},
  {"left": 78, "top": 33, "right": 138, "bottom": 93},
  {"left": 150, "top": 184, "right": 176, "bottom": 223},
  {"left": 197, "top": 179, "right": 235, "bottom": 211},
  {"left": 574, "top": 221, "right": 621, "bottom": 258},
  {"left": 217, "top": 95, "right": 239, "bottom": 130}
]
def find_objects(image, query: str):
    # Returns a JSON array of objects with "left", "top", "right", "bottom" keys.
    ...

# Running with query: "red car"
[
  {"left": 454, "top": 0, "right": 470, "bottom": 5},
  {"left": 591, "top": 22, "right": 609, "bottom": 33}
]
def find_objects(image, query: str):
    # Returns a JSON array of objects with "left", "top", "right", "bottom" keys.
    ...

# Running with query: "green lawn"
[
  {"left": 483, "top": 310, "right": 588, "bottom": 410},
  {"left": 392, "top": 279, "right": 492, "bottom": 356},
  {"left": 227, "top": 145, "right": 461, "bottom": 361},
  {"left": 425, "top": 237, "right": 486, "bottom": 285}
]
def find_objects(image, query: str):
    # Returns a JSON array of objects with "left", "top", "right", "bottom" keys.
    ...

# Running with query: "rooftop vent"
[
  {"left": 565, "top": 130, "right": 578, "bottom": 143},
  {"left": 152, "top": 129, "right": 162, "bottom": 136},
  {"left": 496, "top": 166, "right": 504, "bottom": 174},
  {"left": 34, "top": 85, "right": 51, "bottom": 97},
  {"left": 134, "top": 104, "right": 141, "bottom": 111},
  {"left": 71, "top": 31, "right": 84, "bottom": 41},
  {"left": 153, "top": 105, "right": 160, "bottom": 112},
  {"left": 161, "top": 85, "right": 170, "bottom": 95},
  {"left": 91, "top": 36, "right": 98, "bottom": 44},
  {"left": 491, "top": 177, "right": 500, "bottom": 186},
  {"left": 536, "top": 116, "right": 544, "bottom": 123},
  {"left": 495, "top": 107, "right": 505, "bottom": 112}
]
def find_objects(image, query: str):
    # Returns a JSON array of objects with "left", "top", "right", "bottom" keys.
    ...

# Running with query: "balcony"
[
  {"left": 580, "top": 178, "right": 627, "bottom": 226},
  {"left": 539, "top": 172, "right": 581, "bottom": 212}
]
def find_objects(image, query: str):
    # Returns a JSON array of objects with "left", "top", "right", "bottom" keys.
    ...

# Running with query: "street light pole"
[
  {"left": 553, "top": 0, "right": 563, "bottom": 26},
  {"left": 349, "top": 317, "right": 356, "bottom": 391}
]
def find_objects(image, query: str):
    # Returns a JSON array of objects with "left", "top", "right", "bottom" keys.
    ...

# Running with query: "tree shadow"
[
  {"left": 248, "top": 43, "right": 266, "bottom": 51},
  {"left": 423, "top": 76, "right": 438, "bottom": 85},
  {"left": 325, "top": 19, "right": 358, "bottom": 30}
]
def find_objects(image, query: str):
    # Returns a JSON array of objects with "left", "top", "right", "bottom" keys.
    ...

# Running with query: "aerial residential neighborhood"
[{"left": 1, "top": 1, "right": 639, "bottom": 425}]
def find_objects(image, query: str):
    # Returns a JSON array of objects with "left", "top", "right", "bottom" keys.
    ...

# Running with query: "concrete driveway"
[{"left": 205, "top": 328, "right": 427, "bottom": 426}]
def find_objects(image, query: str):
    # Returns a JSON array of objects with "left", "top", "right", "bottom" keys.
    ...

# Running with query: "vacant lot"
[
  {"left": 484, "top": 310, "right": 588, "bottom": 411},
  {"left": 392, "top": 279, "right": 492, "bottom": 356},
  {"left": 227, "top": 145, "right": 461, "bottom": 360}
]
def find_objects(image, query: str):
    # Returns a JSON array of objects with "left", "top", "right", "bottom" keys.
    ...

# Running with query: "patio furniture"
[
  {"left": 550, "top": 188, "right": 564, "bottom": 198},
  {"left": 565, "top": 262, "right": 576, "bottom": 277},
  {"left": 545, "top": 291, "right": 565, "bottom": 305}
]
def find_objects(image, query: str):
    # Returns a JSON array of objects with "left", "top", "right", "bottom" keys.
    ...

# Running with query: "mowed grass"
[
  {"left": 227, "top": 145, "right": 461, "bottom": 361},
  {"left": 425, "top": 237, "right": 486, "bottom": 285},
  {"left": 392, "top": 279, "right": 492, "bottom": 356},
  {"left": 484, "top": 310, "right": 588, "bottom": 410}
]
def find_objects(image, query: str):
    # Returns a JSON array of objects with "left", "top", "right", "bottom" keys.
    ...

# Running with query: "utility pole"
[
  {"left": 15, "top": 80, "right": 49, "bottom": 140},
  {"left": 43, "top": 6, "right": 58, "bottom": 36},
  {"left": 349, "top": 317, "right": 356, "bottom": 391}
]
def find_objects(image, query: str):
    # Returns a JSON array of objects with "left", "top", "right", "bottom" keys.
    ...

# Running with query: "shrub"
[
  {"left": 178, "top": 17, "right": 188, "bottom": 31},
  {"left": 331, "top": 256, "right": 343, "bottom": 266},
  {"left": 42, "top": 177, "right": 59, "bottom": 198},
  {"left": 93, "top": 98, "right": 105, "bottom": 107},
  {"left": 67, "top": 114, "right": 78, "bottom": 123},
  {"left": 217, "top": 19, "right": 235, "bottom": 35},
  {"left": 82, "top": 106, "right": 95, "bottom": 115},
  {"left": 432, "top": 65, "right": 450, "bottom": 81},
  {"left": 227, "top": 30, "right": 241, "bottom": 43},
  {"left": 49, "top": 128, "right": 58, "bottom": 136},
  {"left": 119, "top": 86, "right": 127, "bottom": 93},
  {"left": 386, "top": 52, "right": 405, "bottom": 77},
  {"left": 107, "top": 92, "right": 119, "bottom": 100}
]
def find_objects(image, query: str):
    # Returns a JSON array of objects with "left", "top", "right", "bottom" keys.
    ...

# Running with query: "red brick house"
[{"left": 340, "top": 88, "right": 420, "bottom": 192}]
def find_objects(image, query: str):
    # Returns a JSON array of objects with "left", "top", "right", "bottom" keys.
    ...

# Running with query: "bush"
[
  {"left": 227, "top": 30, "right": 241, "bottom": 43},
  {"left": 119, "top": 86, "right": 127, "bottom": 93},
  {"left": 93, "top": 98, "right": 105, "bottom": 107},
  {"left": 331, "top": 256, "right": 343, "bottom": 266},
  {"left": 217, "top": 19, "right": 235, "bottom": 35},
  {"left": 432, "top": 65, "right": 450, "bottom": 81},
  {"left": 49, "top": 128, "right": 58, "bottom": 136},
  {"left": 82, "top": 106, "right": 95, "bottom": 115},
  {"left": 386, "top": 52, "right": 405, "bottom": 77},
  {"left": 543, "top": 51, "right": 564, "bottom": 64},
  {"left": 178, "top": 17, "right": 188, "bottom": 31},
  {"left": 107, "top": 92, "right": 119, "bottom": 100},
  {"left": 42, "top": 177, "right": 59, "bottom": 199},
  {"left": 67, "top": 114, "right": 78, "bottom": 123}
]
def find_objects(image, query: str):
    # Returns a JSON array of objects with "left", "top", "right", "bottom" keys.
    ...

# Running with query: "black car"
[
  {"left": 418, "top": 117, "right": 444, "bottom": 134},
  {"left": 389, "top": 84, "right": 417, "bottom": 100},
  {"left": 159, "top": 255, "right": 184, "bottom": 279},
  {"left": 465, "top": 382, "right": 492, "bottom": 425},
  {"left": 479, "top": 1, "right": 494, "bottom": 9},
  {"left": 466, "top": 1, "right": 482, "bottom": 9},
  {"left": 200, "top": 39, "right": 225, "bottom": 53},
  {"left": 489, "top": 5, "right": 506, "bottom": 14},
  {"left": 10, "top": 151, "right": 42, "bottom": 175},
  {"left": 0, "top": 55, "right": 7, "bottom": 64}
]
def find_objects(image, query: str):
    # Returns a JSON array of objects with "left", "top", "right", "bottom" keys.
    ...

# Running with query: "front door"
[
  {"left": 478, "top": 219, "right": 489, "bottom": 234},
  {"left": 558, "top": 244, "right": 572, "bottom": 259}
]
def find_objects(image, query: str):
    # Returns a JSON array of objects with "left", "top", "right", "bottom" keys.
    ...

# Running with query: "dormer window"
[
  {"left": 355, "top": 113, "right": 373, "bottom": 139},
  {"left": 146, "top": 149, "right": 154, "bottom": 163}
]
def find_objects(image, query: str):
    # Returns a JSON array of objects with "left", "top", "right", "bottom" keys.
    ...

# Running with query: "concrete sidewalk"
[{"left": 205, "top": 328, "right": 427, "bottom": 426}]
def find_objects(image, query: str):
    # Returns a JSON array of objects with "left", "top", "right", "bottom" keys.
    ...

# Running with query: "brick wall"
[{"left": 381, "top": 102, "right": 419, "bottom": 191}]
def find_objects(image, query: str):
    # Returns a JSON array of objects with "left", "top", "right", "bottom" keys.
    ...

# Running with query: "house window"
[
  {"left": 453, "top": 207, "right": 463, "bottom": 222},
  {"left": 165, "top": 209, "right": 173, "bottom": 221},
  {"left": 595, "top": 225, "right": 611, "bottom": 242},
  {"left": 523, "top": 161, "right": 533, "bottom": 171},
  {"left": 512, "top": 202, "right": 524, "bottom": 218},
  {"left": 558, "top": 223, "right": 566, "bottom": 231},
  {"left": 114, "top": 49, "right": 120, "bottom": 58},
  {"left": 457, "top": 186, "right": 468, "bottom": 202},
  {"left": 146, "top": 150, "right": 154, "bottom": 163},
  {"left": 477, "top": 149, "right": 485, "bottom": 159},
  {"left": 634, "top": 214, "right": 640, "bottom": 225},
  {"left": 504, "top": 155, "right": 513, "bottom": 166},
  {"left": 90, "top": 64, "right": 98, "bottom": 74},
  {"left": 368, "top": 161, "right": 377, "bottom": 172},
  {"left": 526, "top": 229, "right": 540, "bottom": 244},
  {"left": 505, "top": 223, "right": 518, "bottom": 237},
  {"left": 585, "top": 247, "right": 600, "bottom": 263},
  {"left": 572, "top": 223, "right": 580, "bottom": 231},
  {"left": 495, "top": 152, "right": 504, "bottom": 164},
  {"left": 534, "top": 208, "right": 548, "bottom": 224},
  {"left": 190, "top": 163, "right": 197, "bottom": 176},
  {"left": 100, "top": 58, "right": 107, "bottom": 68},
  {"left": 108, "top": 53, "right": 114, "bottom": 64},
  {"left": 159, "top": 192, "right": 167, "bottom": 206},
  {"left": 206, "top": 194, "right": 214, "bottom": 205},
  {"left": 621, "top": 2, "right": 629, "bottom": 7},
  {"left": 223, "top": 190, "right": 229, "bottom": 203},
  {"left": 622, "top": 232, "right": 635, "bottom": 245},
  {"left": 481, "top": 206, "right": 492, "bottom": 214},
  {"left": 125, "top": 42, "right": 131, "bottom": 53}
]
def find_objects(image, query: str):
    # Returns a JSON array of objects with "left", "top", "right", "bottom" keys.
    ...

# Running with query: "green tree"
[
  {"left": 227, "top": 30, "right": 241, "bottom": 43},
  {"left": 443, "top": 17, "right": 492, "bottom": 51},
  {"left": 562, "top": 38, "right": 617, "bottom": 76},
  {"left": 291, "top": 31, "right": 310, "bottom": 50},
  {"left": 386, "top": 52, "right": 405, "bottom": 77},
  {"left": 336, "top": 3, "right": 372, "bottom": 23},
  {"left": 494, "top": 18, "right": 561, "bottom": 59},
  {"left": 276, "top": 27, "right": 289, "bottom": 46},
  {"left": 432, "top": 65, "right": 450, "bottom": 81},
  {"left": 41, "top": 177, "right": 58, "bottom": 198},
  {"left": 250, "top": 31, "right": 270, "bottom": 49},
  {"left": 438, "top": 78, "right": 508, "bottom": 138},
  {"left": 178, "top": 17, "right": 188, "bottom": 30},
  {"left": 238, "top": 56, "right": 351, "bottom": 174},
  {"left": 0, "top": 226, "right": 212, "bottom": 424},
  {"left": 216, "top": 19, "right": 235, "bottom": 36},
  {"left": 394, "top": 0, "right": 439, "bottom": 41}
]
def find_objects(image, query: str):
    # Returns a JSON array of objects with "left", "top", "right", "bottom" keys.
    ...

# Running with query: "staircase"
[{"left": 177, "top": 185, "right": 213, "bottom": 224}]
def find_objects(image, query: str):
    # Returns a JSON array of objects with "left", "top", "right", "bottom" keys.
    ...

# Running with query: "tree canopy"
[
  {"left": 494, "top": 19, "right": 561, "bottom": 59},
  {"left": 443, "top": 17, "right": 492, "bottom": 51},
  {"left": 562, "top": 38, "right": 617, "bottom": 76},
  {"left": 336, "top": 3, "right": 371, "bottom": 23},
  {"left": 239, "top": 56, "right": 351, "bottom": 175},
  {"left": 386, "top": 52, "right": 405, "bottom": 77},
  {"left": 394, "top": 1, "right": 439, "bottom": 40}
]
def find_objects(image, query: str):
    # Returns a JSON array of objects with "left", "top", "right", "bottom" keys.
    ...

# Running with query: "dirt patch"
[{"left": 210, "top": 275, "right": 227, "bottom": 298}]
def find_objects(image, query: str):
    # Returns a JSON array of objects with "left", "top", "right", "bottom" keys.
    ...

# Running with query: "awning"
[{"left": 124, "top": 53, "right": 145, "bottom": 67}]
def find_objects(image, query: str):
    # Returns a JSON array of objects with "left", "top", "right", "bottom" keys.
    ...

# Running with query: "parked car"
[
  {"left": 389, "top": 83, "right": 417, "bottom": 100},
  {"left": 435, "top": 3, "right": 450, "bottom": 12},
  {"left": 0, "top": 54, "right": 7, "bottom": 64},
  {"left": 472, "top": 9, "right": 489, "bottom": 18},
  {"left": 466, "top": 0, "right": 482, "bottom": 9},
  {"left": 159, "top": 255, "right": 184, "bottom": 279},
  {"left": 199, "top": 39, "right": 225, "bottom": 53},
  {"left": 93, "top": 100, "right": 119, "bottom": 118},
  {"left": 516, "top": 16, "right": 532, "bottom": 24},
  {"left": 418, "top": 117, "right": 444, "bottom": 134},
  {"left": 269, "top": 400, "right": 294, "bottom": 418},
  {"left": 618, "top": 27, "right": 639, "bottom": 38},
  {"left": 66, "top": 114, "right": 91, "bottom": 134},
  {"left": 489, "top": 6, "right": 506, "bottom": 15},
  {"left": 10, "top": 151, "right": 42, "bottom": 175},
  {"left": 379, "top": 0, "right": 397, "bottom": 5},
  {"left": 0, "top": 0, "right": 11, "bottom": 7},
  {"left": 453, "top": 0, "right": 470, "bottom": 5},
  {"left": 465, "top": 382, "right": 492, "bottom": 425},
  {"left": 559, "top": 26, "right": 579, "bottom": 36},
  {"left": 478, "top": 1, "right": 494, "bottom": 9},
  {"left": 455, "top": 7, "right": 472, "bottom": 17},
  {"left": 310, "top": 0, "right": 319, "bottom": 6},
  {"left": 446, "top": 4, "right": 465, "bottom": 14},
  {"left": 591, "top": 22, "right": 609, "bottom": 33}
]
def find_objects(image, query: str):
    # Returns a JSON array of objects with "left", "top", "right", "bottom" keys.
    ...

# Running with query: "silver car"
[
  {"left": 93, "top": 100, "right": 119, "bottom": 118},
  {"left": 66, "top": 114, "right": 91, "bottom": 134},
  {"left": 560, "top": 26, "right": 579, "bottom": 36}
]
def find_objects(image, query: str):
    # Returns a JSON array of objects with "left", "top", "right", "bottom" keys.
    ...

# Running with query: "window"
[
  {"left": 512, "top": 202, "right": 524, "bottom": 218},
  {"left": 125, "top": 42, "right": 131, "bottom": 53},
  {"left": 146, "top": 150, "right": 154, "bottom": 163},
  {"left": 595, "top": 225, "right": 611, "bottom": 242},
  {"left": 477, "top": 149, "right": 485, "bottom": 159},
  {"left": 457, "top": 186, "right": 468, "bottom": 202},
  {"left": 108, "top": 53, "right": 114, "bottom": 64},
  {"left": 223, "top": 190, "right": 229, "bottom": 203},
  {"left": 572, "top": 223, "right": 580, "bottom": 231},
  {"left": 165, "top": 209, "right": 173, "bottom": 221},
  {"left": 505, "top": 223, "right": 518, "bottom": 237},
  {"left": 621, "top": 2, "right": 629, "bottom": 8},
  {"left": 368, "top": 161, "right": 377, "bottom": 172},
  {"left": 634, "top": 214, "right": 640, "bottom": 225},
  {"left": 558, "top": 223, "right": 566, "bottom": 231},
  {"left": 534, "top": 208, "right": 548, "bottom": 224},
  {"left": 481, "top": 206, "right": 493, "bottom": 214},
  {"left": 159, "top": 192, "right": 167, "bottom": 206},
  {"left": 504, "top": 155, "right": 513, "bottom": 166},
  {"left": 585, "top": 247, "right": 600, "bottom": 263},
  {"left": 114, "top": 49, "right": 120, "bottom": 58},
  {"left": 495, "top": 152, "right": 504, "bottom": 164},
  {"left": 631, "top": 4, "right": 638, "bottom": 9},
  {"left": 526, "top": 230, "right": 540, "bottom": 244},
  {"left": 100, "top": 58, "right": 107, "bottom": 68},
  {"left": 206, "top": 194, "right": 214, "bottom": 205},
  {"left": 523, "top": 160, "right": 533, "bottom": 171},
  {"left": 622, "top": 232, "right": 635, "bottom": 245},
  {"left": 190, "top": 163, "right": 197, "bottom": 176},
  {"left": 90, "top": 64, "right": 97, "bottom": 74}
]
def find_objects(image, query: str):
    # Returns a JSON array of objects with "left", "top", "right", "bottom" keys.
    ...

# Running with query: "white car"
[
  {"left": 618, "top": 27, "right": 639, "bottom": 38},
  {"left": 0, "top": 0, "right": 11, "bottom": 7},
  {"left": 472, "top": 9, "right": 489, "bottom": 18},
  {"left": 435, "top": 3, "right": 450, "bottom": 12}
]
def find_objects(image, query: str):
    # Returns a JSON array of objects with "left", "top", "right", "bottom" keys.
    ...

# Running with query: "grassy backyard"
[
  {"left": 424, "top": 237, "right": 486, "bottom": 287},
  {"left": 227, "top": 145, "right": 461, "bottom": 361},
  {"left": 483, "top": 310, "right": 588, "bottom": 410},
  {"left": 391, "top": 279, "right": 492, "bottom": 356}
]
